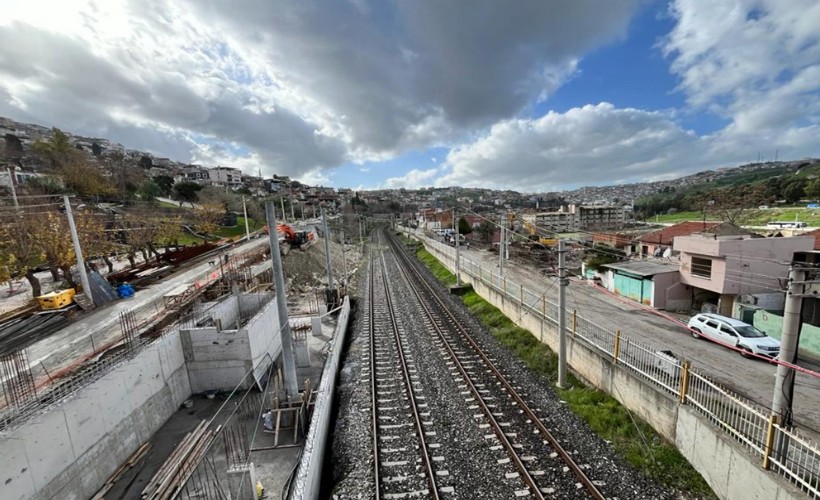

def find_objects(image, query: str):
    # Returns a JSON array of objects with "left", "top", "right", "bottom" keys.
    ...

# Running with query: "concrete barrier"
[{"left": 290, "top": 295, "right": 352, "bottom": 499}]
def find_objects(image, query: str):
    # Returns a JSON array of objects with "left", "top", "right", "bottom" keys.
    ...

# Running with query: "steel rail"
[
  {"left": 388, "top": 229, "right": 606, "bottom": 500},
  {"left": 368, "top": 248, "right": 382, "bottom": 500},
  {"left": 378, "top": 250, "right": 440, "bottom": 499},
  {"left": 369, "top": 236, "right": 439, "bottom": 499},
  {"left": 387, "top": 237, "right": 545, "bottom": 499}
]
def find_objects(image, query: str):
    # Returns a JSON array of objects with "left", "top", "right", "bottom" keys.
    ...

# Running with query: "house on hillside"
[
  {"left": 598, "top": 260, "right": 686, "bottom": 309},
  {"left": 674, "top": 232, "right": 814, "bottom": 317},
  {"left": 634, "top": 221, "right": 756, "bottom": 258}
]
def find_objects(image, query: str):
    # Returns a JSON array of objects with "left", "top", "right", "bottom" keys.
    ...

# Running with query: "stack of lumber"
[
  {"left": 141, "top": 420, "right": 218, "bottom": 500},
  {"left": 91, "top": 442, "right": 152, "bottom": 499}
]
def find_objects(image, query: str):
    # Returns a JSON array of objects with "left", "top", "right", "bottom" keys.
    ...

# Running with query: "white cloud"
[
  {"left": 0, "top": 0, "right": 643, "bottom": 180},
  {"left": 384, "top": 168, "right": 440, "bottom": 189},
  {"left": 437, "top": 103, "right": 705, "bottom": 192},
  {"left": 662, "top": 0, "right": 820, "bottom": 137}
]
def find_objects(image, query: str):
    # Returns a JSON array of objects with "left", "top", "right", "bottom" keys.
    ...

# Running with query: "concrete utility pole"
[
  {"left": 321, "top": 208, "right": 337, "bottom": 308},
  {"left": 772, "top": 265, "right": 806, "bottom": 426},
  {"left": 340, "top": 229, "right": 348, "bottom": 287},
  {"left": 265, "top": 201, "right": 298, "bottom": 397},
  {"left": 290, "top": 198, "right": 295, "bottom": 221},
  {"left": 454, "top": 209, "right": 461, "bottom": 287},
  {"left": 359, "top": 215, "right": 364, "bottom": 244},
  {"left": 64, "top": 196, "right": 94, "bottom": 306},
  {"left": 300, "top": 203, "right": 305, "bottom": 221},
  {"left": 280, "top": 197, "right": 286, "bottom": 223},
  {"left": 498, "top": 215, "right": 504, "bottom": 277},
  {"left": 7, "top": 167, "right": 18, "bottom": 210},
  {"left": 557, "top": 239, "right": 568, "bottom": 388},
  {"left": 242, "top": 196, "right": 250, "bottom": 241}
]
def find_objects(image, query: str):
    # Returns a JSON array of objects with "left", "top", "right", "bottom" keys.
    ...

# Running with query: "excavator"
[{"left": 263, "top": 223, "right": 315, "bottom": 254}]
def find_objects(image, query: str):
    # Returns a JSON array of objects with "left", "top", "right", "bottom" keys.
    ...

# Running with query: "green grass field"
[{"left": 653, "top": 207, "right": 820, "bottom": 227}]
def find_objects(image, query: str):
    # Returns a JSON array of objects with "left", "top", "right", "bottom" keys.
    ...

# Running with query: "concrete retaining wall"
[
  {"left": 0, "top": 332, "right": 191, "bottom": 500},
  {"left": 181, "top": 296, "right": 281, "bottom": 393},
  {"left": 411, "top": 231, "right": 804, "bottom": 499},
  {"left": 676, "top": 407, "right": 794, "bottom": 500}
]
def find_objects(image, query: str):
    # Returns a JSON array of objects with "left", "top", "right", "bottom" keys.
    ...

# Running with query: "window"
[
  {"left": 691, "top": 257, "right": 712, "bottom": 279},
  {"left": 705, "top": 320, "right": 719, "bottom": 329},
  {"left": 720, "top": 325, "right": 736, "bottom": 337}
]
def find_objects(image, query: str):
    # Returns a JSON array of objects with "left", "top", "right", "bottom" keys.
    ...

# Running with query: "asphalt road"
[{"left": 455, "top": 244, "right": 820, "bottom": 439}]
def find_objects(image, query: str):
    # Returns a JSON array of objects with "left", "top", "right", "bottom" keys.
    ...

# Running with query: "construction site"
[{"left": 0, "top": 216, "right": 361, "bottom": 500}]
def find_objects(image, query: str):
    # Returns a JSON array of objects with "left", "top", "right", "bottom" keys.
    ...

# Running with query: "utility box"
[{"left": 37, "top": 288, "right": 76, "bottom": 310}]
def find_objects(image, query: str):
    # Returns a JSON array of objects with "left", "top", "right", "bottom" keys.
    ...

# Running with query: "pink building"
[{"left": 674, "top": 233, "right": 814, "bottom": 316}]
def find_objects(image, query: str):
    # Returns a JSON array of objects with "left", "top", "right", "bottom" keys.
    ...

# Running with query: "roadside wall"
[
  {"left": 676, "top": 407, "right": 795, "bottom": 500},
  {"left": 755, "top": 309, "right": 820, "bottom": 361},
  {"left": 0, "top": 332, "right": 190, "bottom": 500},
  {"left": 408, "top": 229, "right": 804, "bottom": 500}
]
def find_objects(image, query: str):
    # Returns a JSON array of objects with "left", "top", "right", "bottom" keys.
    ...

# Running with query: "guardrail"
[{"left": 404, "top": 227, "right": 820, "bottom": 498}]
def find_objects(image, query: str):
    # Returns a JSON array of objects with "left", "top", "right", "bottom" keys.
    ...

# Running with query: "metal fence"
[{"left": 410, "top": 229, "right": 820, "bottom": 498}]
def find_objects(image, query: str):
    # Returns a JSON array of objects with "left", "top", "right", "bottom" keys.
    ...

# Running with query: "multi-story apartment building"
[
  {"left": 526, "top": 204, "right": 625, "bottom": 232},
  {"left": 209, "top": 166, "right": 243, "bottom": 188}
]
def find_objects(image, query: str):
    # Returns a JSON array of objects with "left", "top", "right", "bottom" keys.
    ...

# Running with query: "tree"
[
  {"left": 91, "top": 142, "right": 103, "bottom": 156},
  {"left": 137, "top": 180, "right": 161, "bottom": 201},
  {"left": 0, "top": 212, "right": 45, "bottom": 297},
  {"left": 475, "top": 220, "right": 494, "bottom": 243},
  {"left": 32, "top": 129, "right": 76, "bottom": 170},
  {"left": 584, "top": 243, "right": 625, "bottom": 271},
  {"left": 153, "top": 175, "right": 175, "bottom": 197},
  {"left": 458, "top": 216, "right": 472, "bottom": 236},
  {"left": 173, "top": 181, "right": 203, "bottom": 207},
  {"left": 698, "top": 186, "right": 765, "bottom": 225},
  {"left": 138, "top": 156, "right": 153, "bottom": 169},
  {"left": 806, "top": 178, "right": 820, "bottom": 202},
  {"left": 783, "top": 179, "right": 806, "bottom": 204},
  {"left": 190, "top": 203, "right": 223, "bottom": 242}
]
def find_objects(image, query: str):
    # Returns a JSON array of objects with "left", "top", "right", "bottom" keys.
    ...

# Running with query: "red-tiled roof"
[
  {"left": 804, "top": 228, "right": 820, "bottom": 250},
  {"left": 637, "top": 221, "right": 721, "bottom": 245}
]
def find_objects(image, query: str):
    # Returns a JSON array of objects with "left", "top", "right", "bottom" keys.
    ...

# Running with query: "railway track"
[
  {"left": 367, "top": 237, "right": 451, "bottom": 498},
  {"left": 384, "top": 229, "right": 607, "bottom": 499}
]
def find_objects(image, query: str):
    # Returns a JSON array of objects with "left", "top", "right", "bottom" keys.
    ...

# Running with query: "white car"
[{"left": 687, "top": 313, "right": 780, "bottom": 359}]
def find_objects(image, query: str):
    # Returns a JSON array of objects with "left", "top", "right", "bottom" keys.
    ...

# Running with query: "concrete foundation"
[{"left": 0, "top": 333, "right": 190, "bottom": 500}]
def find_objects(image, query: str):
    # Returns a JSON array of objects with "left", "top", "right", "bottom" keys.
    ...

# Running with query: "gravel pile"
[{"left": 330, "top": 231, "right": 688, "bottom": 499}]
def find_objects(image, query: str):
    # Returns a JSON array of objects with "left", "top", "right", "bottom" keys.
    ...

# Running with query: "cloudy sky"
[{"left": 1, "top": 0, "right": 818, "bottom": 192}]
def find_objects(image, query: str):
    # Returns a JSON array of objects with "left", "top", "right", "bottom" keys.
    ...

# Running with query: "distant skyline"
[{"left": 1, "top": 1, "right": 818, "bottom": 192}]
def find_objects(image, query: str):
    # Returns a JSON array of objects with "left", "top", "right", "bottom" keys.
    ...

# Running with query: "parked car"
[{"left": 687, "top": 313, "right": 780, "bottom": 359}]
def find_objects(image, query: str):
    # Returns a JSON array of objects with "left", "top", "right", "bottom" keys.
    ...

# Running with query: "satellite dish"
[{"left": 662, "top": 248, "right": 672, "bottom": 259}]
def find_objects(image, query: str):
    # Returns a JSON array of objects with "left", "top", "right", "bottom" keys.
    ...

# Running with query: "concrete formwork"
[{"left": 0, "top": 333, "right": 190, "bottom": 500}]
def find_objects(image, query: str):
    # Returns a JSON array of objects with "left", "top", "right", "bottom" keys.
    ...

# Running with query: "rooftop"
[{"left": 602, "top": 259, "right": 680, "bottom": 277}]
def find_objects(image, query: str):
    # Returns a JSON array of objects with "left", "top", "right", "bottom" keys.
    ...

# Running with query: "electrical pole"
[
  {"left": 64, "top": 195, "right": 94, "bottom": 306},
  {"left": 242, "top": 196, "right": 250, "bottom": 241},
  {"left": 290, "top": 198, "right": 295, "bottom": 221},
  {"left": 280, "top": 197, "right": 286, "bottom": 223},
  {"left": 773, "top": 265, "right": 806, "bottom": 426},
  {"left": 359, "top": 215, "right": 364, "bottom": 244},
  {"left": 300, "top": 202, "right": 305, "bottom": 221},
  {"left": 341, "top": 228, "right": 348, "bottom": 287},
  {"left": 7, "top": 167, "right": 18, "bottom": 210},
  {"left": 321, "top": 208, "right": 337, "bottom": 308},
  {"left": 557, "top": 238, "right": 568, "bottom": 388},
  {"left": 454, "top": 209, "right": 461, "bottom": 287},
  {"left": 265, "top": 201, "right": 298, "bottom": 397},
  {"left": 498, "top": 215, "right": 504, "bottom": 277}
]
